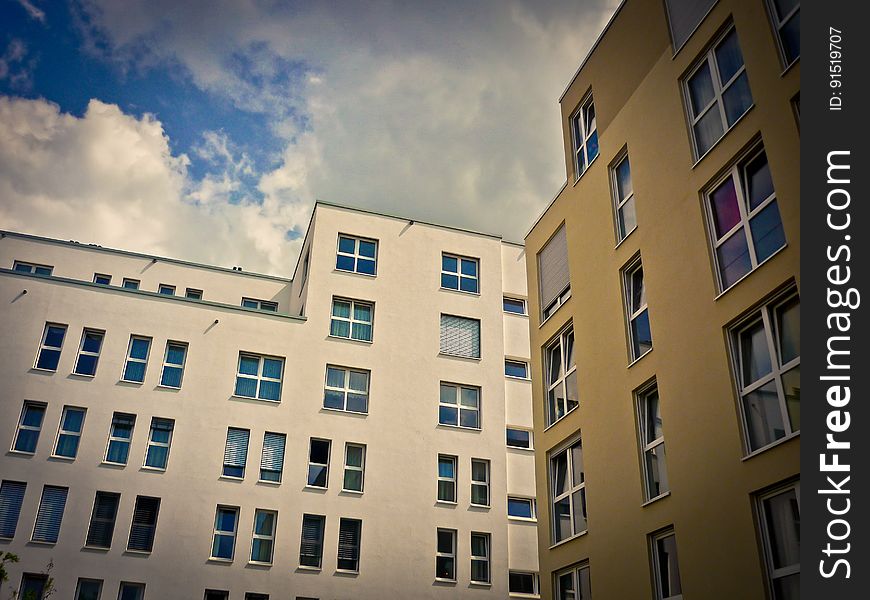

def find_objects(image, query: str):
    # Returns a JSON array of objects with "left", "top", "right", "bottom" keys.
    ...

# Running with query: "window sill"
[
  {"left": 124, "top": 549, "right": 152, "bottom": 556},
  {"left": 28, "top": 540, "right": 57, "bottom": 546},
  {"left": 439, "top": 286, "right": 481, "bottom": 297},
  {"left": 571, "top": 153, "right": 599, "bottom": 188},
  {"left": 641, "top": 491, "right": 671, "bottom": 507},
  {"left": 508, "top": 516, "right": 538, "bottom": 523},
  {"left": 627, "top": 348, "right": 652, "bottom": 369},
  {"left": 435, "top": 500, "right": 458, "bottom": 507},
  {"left": 548, "top": 530, "right": 587, "bottom": 550},
  {"left": 304, "top": 485, "right": 328, "bottom": 492},
  {"left": 156, "top": 384, "right": 182, "bottom": 391},
  {"left": 48, "top": 454, "right": 76, "bottom": 462},
  {"left": 334, "top": 268, "right": 377, "bottom": 279},
  {"left": 691, "top": 105, "right": 755, "bottom": 169},
  {"left": 81, "top": 545, "right": 110, "bottom": 552},
  {"left": 503, "top": 311, "right": 529, "bottom": 317},
  {"left": 437, "top": 352, "right": 482, "bottom": 362},
  {"left": 712, "top": 243, "right": 788, "bottom": 300},
  {"left": 296, "top": 565, "right": 322, "bottom": 572},
  {"left": 230, "top": 395, "right": 281, "bottom": 404},
  {"left": 257, "top": 479, "right": 282, "bottom": 486},
  {"left": 7, "top": 450, "right": 36, "bottom": 457},
  {"left": 207, "top": 557, "right": 234, "bottom": 564},
  {"left": 340, "top": 489, "right": 364, "bottom": 496},
  {"left": 118, "top": 379, "right": 144, "bottom": 385},
  {"left": 470, "top": 581, "right": 492, "bottom": 588},
  {"left": 248, "top": 561, "right": 273, "bottom": 567},
  {"left": 543, "top": 405, "right": 579, "bottom": 432},
  {"left": 141, "top": 466, "right": 167, "bottom": 473},
  {"left": 742, "top": 431, "right": 800, "bottom": 461},
  {"left": 30, "top": 367, "right": 58, "bottom": 374},
  {"left": 69, "top": 372, "right": 96, "bottom": 379},
  {"left": 100, "top": 461, "right": 127, "bottom": 468},
  {"left": 219, "top": 475, "right": 245, "bottom": 482},
  {"left": 506, "top": 445, "right": 534, "bottom": 452},
  {"left": 437, "top": 423, "right": 482, "bottom": 433},
  {"left": 505, "top": 375, "right": 531, "bottom": 382},
  {"left": 469, "top": 503, "right": 491, "bottom": 510},
  {"left": 509, "top": 593, "right": 541, "bottom": 599},
  {"left": 613, "top": 225, "right": 638, "bottom": 250},
  {"left": 434, "top": 578, "right": 457, "bottom": 584},
  {"left": 335, "top": 569, "right": 359, "bottom": 576},
  {"left": 321, "top": 406, "right": 369, "bottom": 417},
  {"left": 327, "top": 334, "right": 373, "bottom": 345}
]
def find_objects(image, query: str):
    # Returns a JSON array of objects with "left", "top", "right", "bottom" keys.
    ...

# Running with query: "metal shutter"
[
  {"left": 86, "top": 491, "right": 120, "bottom": 548},
  {"left": 664, "top": 0, "right": 717, "bottom": 49},
  {"left": 0, "top": 480, "right": 26, "bottom": 538},
  {"left": 32, "top": 485, "right": 68, "bottom": 543},
  {"left": 224, "top": 428, "right": 250, "bottom": 468},
  {"left": 439, "top": 315, "right": 481, "bottom": 358},
  {"left": 537, "top": 225, "right": 570, "bottom": 313},
  {"left": 337, "top": 518, "right": 361, "bottom": 567},
  {"left": 261, "top": 432, "right": 286, "bottom": 473},
  {"left": 128, "top": 496, "right": 160, "bottom": 552},
  {"left": 300, "top": 515, "right": 325, "bottom": 566}
]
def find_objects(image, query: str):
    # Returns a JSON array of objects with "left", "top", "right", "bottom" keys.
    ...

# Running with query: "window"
[
  {"left": 19, "top": 575, "right": 48, "bottom": 600},
  {"left": 651, "top": 529, "right": 682, "bottom": 600},
  {"left": 144, "top": 418, "right": 174, "bottom": 470},
  {"left": 127, "top": 495, "right": 160, "bottom": 552},
  {"left": 186, "top": 288, "right": 203, "bottom": 300},
  {"left": 323, "top": 366, "right": 370, "bottom": 413},
  {"left": 159, "top": 342, "right": 187, "bottom": 388},
  {"left": 664, "top": 0, "right": 717, "bottom": 50},
  {"left": 337, "top": 518, "right": 362, "bottom": 572},
  {"left": 222, "top": 427, "right": 250, "bottom": 478},
  {"left": 508, "top": 497, "right": 535, "bottom": 520},
  {"left": 105, "top": 413, "right": 136, "bottom": 465},
  {"left": 204, "top": 591, "right": 228, "bottom": 600},
  {"left": 441, "top": 253, "right": 479, "bottom": 293},
  {"left": 307, "top": 438, "right": 331, "bottom": 488},
  {"left": 330, "top": 298, "right": 373, "bottom": 342},
  {"left": 32, "top": 485, "right": 68, "bottom": 543},
  {"left": 122, "top": 278, "right": 140, "bottom": 290},
  {"left": 705, "top": 148, "right": 785, "bottom": 291},
  {"left": 260, "top": 432, "right": 286, "bottom": 483},
  {"left": 118, "top": 582, "right": 145, "bottom": 600},
  {"left": 13, "top": 260, "right": 52, "bottom": 275},
  {"left": 766, "top": 0, "right": 799, "bottom": 66},
  {"left": 505, "top": 359, "right": 529, "bottom": 379},
  {"left": 503, "top": 297, "right": 527, "bottom": 315},
  {"left": 471, "top": 459, "right": 490, "bottom": 507},
  {"left": 435, "top": 528, "right": 457, "bottom": 581},
  {"left": 122, "top": 335, "right": 151, "bottom": 383},
  {"left": 13, "top": 401, "right": 46, "bottom": 454},
  {"left": 245, "top": 594, "right": 268, "bottom": 600},
  {"left": 235, "top": 353, "right": 283, "bottom": 401},
  {"left": 75, "top": 579, "right": 103, "bottom": 600},
  {"left": 637, "top": 385, "right": 669, "bottom": 501},
  {"left": 0, "top": 480, "right": 26, "bottom": 539},
  {"left": 556, "top": 563, "right": 592, "bottom": 600},
  {"left": 86, "top": 491, "right": 120, "bottom": 549},
  {"left": 35, "top": 323, "right": 66, "bottom": 371},
  {"left": 439, "top": 314, "right": 481, "bottom": 359},
  {"left": 94, "top": 273, "right": 111, "bottom": 285},
  {"left": 336, "top": 234, "right": 377, "bottom": 275},
  {"left": 550, "top": 437, "right": 587, "bottom": 543},
  {"left": 757, "top": 481, "right": 800, "bottom": 599},
  {"left": 53, "top": 406, "right": 86, "bottom": 459},
  {"left": 250, "top": 509, "right": 277, "bottom": 564},
  {"left": 158, "top": 284, "right": 175, "bottom": 296},
  {"left": 570, "top": 95, "right": 599, "bottom": 179},
  {"left": 299, "top": 514, "right": 325, "bottom": 568},
  {"left": 242, "top": 298, "right": 278, "bottom": 311},
  {"left": 732, "top": 292, "right": 800, "bottom": 452},
  {"left": 470, "top": 532, "right": 491, "bottom": 584},
  {"left": 343, "top": 443, "right": 366, "bottom": 493},
  {"left": 684, "top": 27, "right": 753, "bottom": 158},
  {"left": 611, "top": 153, "right": 637, "bottom": 242},
  {"left": 509, "top": 571, "right": 539, "bottom": 596},
  {"left": 506, "top": 427, "right": 532, "bottom": 450},
  {"left": 623, "top": 258, "right": 652, "bottom": 361},
  {"left": 74, "top": 329, "right": 104, "bottom": 376},
  {"left": 437, "top": 455, "right": 457, "bottom": 503},
  {"left": 545, "top": 326, "right": 578, "bottom": 426},
  {"left": 439, "top": 383, "right": 480, "bottom": 429},
  {"left": 211, "top": 506, "right": 239, "bottom": 560},
  {"left": 538, "top": 225, "right": 570, "bottom": 320}
]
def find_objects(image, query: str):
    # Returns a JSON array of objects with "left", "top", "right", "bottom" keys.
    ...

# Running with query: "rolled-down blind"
[
  {"left": 0, "top": 480, "right": 26, "bottom": 538},
  {"left": 300, "top": 515, "right": 325, "bottom": 566},
  {"left": 664, "top": 0, "right": 717, "bottom": 50},
  {"left": 337, "top": 518, "right": 361, "bottom": 562},
  {"left": 439, "top": 315, "right": 481, "bottom": 358},
  {"left": 224, "top": 428, "right": 250, "bottom": 468},
  {"left": 86, "top": 491, "right": 120, "bottom": 547},
  {"left": 538, "top": 225, "right": 570, "bottom": 312},
  {"left": 128, "top": 496, "right": 160, "bottom": 552},
  {"left": 32, "top": 485, "right": 68, "bottom": 542},
  {"left": 261, "top": 432, "right": 286, "bottom": 472}
]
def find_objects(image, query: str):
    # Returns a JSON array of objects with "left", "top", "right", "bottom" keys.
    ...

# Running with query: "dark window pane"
[
  {"left": 717, "top": 231, "right": 751, "bottom": 288},
  {"left": 750, "top": 202, "right": 786, "bottom": 262},
  {"left": 722, "top": 72, "right": 752, "bottom": 125},
  {"left": 715, "top": 29, "right": 745, "bottom": 83}
]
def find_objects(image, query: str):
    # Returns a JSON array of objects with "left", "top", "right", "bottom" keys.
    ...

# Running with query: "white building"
[{"left": 0, "top": 201, "right": 539, "bottom": 600}]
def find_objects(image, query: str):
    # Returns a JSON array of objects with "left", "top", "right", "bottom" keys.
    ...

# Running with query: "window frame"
[
  {"left": 75, "top": 578, "right": 104, "bottom": 600},
  {"left": 505, "top": 359, "right": 530, "bottom": 380},
  {"left": 242, "top": 297, "right": 278, "bottom": 312},
  {"left": 507, "top": 496, "right": 536, "bottom": 521},
  {"left": 210, "top": 505, "right": 240, "bottom": 561},
  {"left": 623, "top": 256, "right": 652, "bottom": 362},
  {"left": 503, "top": 296, "right": 527, "bottom": 315},
  {"left": 323, "top": 365, "right": 370, "bottom": 414},
  {"left": 159, "top": 341, "right": 188, "bottom": 389},
  {"left": 34, "top": 322, "right": 67, "bottom": 372},
  {"left": 506, "top": 427, "right": 533, "bottom": 450},
  {"left": 437, "top": 454, "right": 458, "bottom": 504},
  {"left": 117, "top": 582, "right": 145, "bottom": 600},
  {"left": 93, "top": 273, "right": 111, "bottom": 285},
  {"left": 636, "top": 383, "right": 669, "bottom": 502},
  {"left": 470, "top": 532, "right": 491, "bottom": 585},
  {"left": 185, "top": 288, "right": 203, "bottom": 300},
  {"left": 549, "top": 436, "right": 587, "bottom": 544},
  {"left": 234, "top": 352, "right": 284, "bottom": 402},
  {"left": 570, "top": 93, "right": 599, "bottom": 181},
  {"left": 121, "top": 335, "right": 151, "bottom": 384},
  {"left": 222, "top": 427, "right": 250, "bottom": 479},
  {"left": 143, "top": 417, "right": 174, "bottom": 470},
  {"left": 439, "top": 314, "right": 482, "bottom": 360},
  {"left": 756, "top": 480, "right": 801, "bottom": 597},
  {"left": 52, "top": 405, "right": 86, "bottom": 460},
  {"left": 250, "top": 508, "right": 278, "bottom": 565},
  {"left": 85, "top": 491, "right": 120, "bottom": 549},
  {"left": 342, "top": 443, "right": 366, "bottom": 493},
  {"left": 306, "top": 438, "right": 331, "bottom": 489},
  {"left": 299, "top": 514, "right": 326, "bottom": 569},
  {"left": 127, "top": 495, "right": 160, "bottom": 553},
  {"left": 440, "top": 252, "right": 480, "bottom": 294},
  {"left": 337, "top": 517, "right": 362, "bottom": 573},
  {"left": 12, "top": 401, "right": 47, "bottom": 454},
  {"left": 435, "top": 528, "right": 457, "bottom": 582},
  {"left": 259, "top": 431, "right": 286, "bottom": 484},
  {"left": 610, "top": 150, "right": 637, "bottom": 243},
  {"left": 508, "top": 570, "right": 539, "bottom": 597},
  {"left": 13, "top": 260, "right": 53, "bottom": 275},
  {"left": 122, "top": 278, "right": 140, "bottom": 290},
  {"left": 335, "top": 233, "right": 379, "bottom": 276},
  {"left": 73, "top": 328, "right": 105, "bottom": 377},
  {"left": 544, "top": 325, "right": 578, "bottom": 427},
  {"left": 0, "top": 480, "right": 27, "bottom": 539},
  {"left": 329, "top": 297, "right": 374, "bottom": 343},
  {"left": 764, "top": 0, "right": 800, "bottom": 68},
  {"left": 470, "top": 458, "right": 490, "bottom": 508},
  {"left": 438, "top": 382, "right": 481, "bottom": 430},
  {"left": 650, "top": 528, "right": 683, "bottom": 600},
  {"left": 31, "top": 484, "right": 68, "bottom": 544},
  {"left": 555, "top": 563, "right": 592, "bottom": 600},
  {"left": 104, "top": 413, "right": 136, "bottom": 466},
  {"left": 158, "top": 284, "right": 176, "bottom": 296}
]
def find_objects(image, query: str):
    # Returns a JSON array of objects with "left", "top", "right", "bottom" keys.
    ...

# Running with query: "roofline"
[
  {"left": 0, "top": 230, "right": 293, "bottom": 283},
  {"left": 524, "top": 180, "right": 569, "bottom": 240}
]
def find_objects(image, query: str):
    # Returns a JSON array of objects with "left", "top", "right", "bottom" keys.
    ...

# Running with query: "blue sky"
[{"left": 0, "top": 0, "right": 617, "bottom": 275}]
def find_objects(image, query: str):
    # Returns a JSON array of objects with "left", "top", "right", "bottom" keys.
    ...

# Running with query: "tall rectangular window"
[
  {"left": 470, "top": 459, "right": 490, "bottom": 507},
  {"left": 570, "top": 95, "right": 599, "bottom": 179},
  {"left": 13, "top": 261, "right": 52, "bottom": 275},
  {"left": 35, "top": 323, "right": 66, "bottom": 371},
  {"left": 441, "top": 253, "right": 479, "bottom": 293},
  {"left": 556, "top": 563, "right": 592, "bottom": 600},
  {"left": 223, "top": 427, "right": 250, "bottom": 478},
  {"left": 75, "top": 579, "right": 103, "bottom": 600},
  {"left": 538, "top": 225, "right": 570, "bottom": 320},
  {"left": 13, "top": 401, "right": 46, "bottom": 454},
  {"left": 651, "top": 529, "right": 683, "bottom": 600},
  {"left": 337, "top": 518, "right": 362, "bottom": 572},
  {"left": 439, "top": 383, "right": 480, "bottom": 429},
  {"left": 623, "top": 258, "right": 652, "bottom": 361},
  {"left": 705, "top": 148, "right": 785, "bottom": 291},
  {"left": 53, "top": 406, "right": 86, "bottom": 459},
  {"left": 758, "top": 482, "right": 800, "bottom": 599},
  {"left": 74, "top": 329, "right": 104, "bottom": 376},
  {"left": 439, "top": 314, "right": 481, "bottom": 359},
  {"left": 684, "top": 26, "right": 753, "bottom": 158},
  {"left": 122, "top": 335, "right": 151, "bottom": 383},
  {"left": 118, "top": 582, "right": 145, "bottom": 600},
  {"left": 766, "top": 0, "right": 800, "bottom": 66},
  {"left": 0, "top": 480, "right": 26, "bottom": 539},
  {"left": 307, "top": 439, "right": 331, "bottom": 488},
  {"left": 144, "top": 418, "right": 174, "bottom": 470},
  {"left": 470, "top": 532, "right": 491, "bottom": 584},
  {"left": 637, "top": 385, "right": 669, "bottom": 501},
  {"left": 127, "top": 496, "right": 160, "bottom": 552},
  {"left": 159, "top": 341, "right": 188, "bottom": 388},
  {"left": 336, "top": 234, "right": 378, "bottom": 275},
  {"left": 435, "top": 528, "right": 457, "bottom": 581},
  {"left": 32, "top": 485, "right": 68, "bottom": 543},
  {"left": 105, "top": 413, "right": 136, "bottom": 465},
  {"left": 437, "top": 455, "right": 457, "bottom": 503},
  {"left": 235, "top": 353, "right": 284, "bottom": 401},
  {"left": 732, "top": 292, "right": 800, "bottom": 452},
  {"left": 250, "top": 509, "right": 277, "bottom": 565},
  {"left": 343, "top": 443, "right": 366, "bottom": 493},
  {"left": 211, "top": 506, "right": 239, "bottom": 560},
  {"left": 299, "top": 514, "right": 325, "bottom": 568},
  {"left": 86, "top": 491, "right": 120, "bottom": 549},
  {"left": 545, "top": 326, "right": 578, "bottom": 426},
  {"left": 260, "top": 432, "right": 286, "bottom": 483},
  {"left": 550, "top": 437, "right": 587, "bottom": 543},
  {"left": 330, "top": 298, "right": 373, "bottom": 342},
  {"left": 323, "top": 365, "right": 370, "bottom": 413},
  {"left": 611, "top": 153, "right": 637, "bottom": 242}
]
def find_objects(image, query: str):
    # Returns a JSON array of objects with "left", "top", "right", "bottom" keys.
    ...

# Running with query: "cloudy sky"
[{"left": 1, "top": 0, "right": 618, "bottom": 275}]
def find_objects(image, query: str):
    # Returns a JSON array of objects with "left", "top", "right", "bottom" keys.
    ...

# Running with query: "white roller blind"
[
  {"left": 261, "top": 432, "right": 286, "bottom": 473},
  {"left": 0, "top": 480, "right": 26, "bottom": 538},
  {"left": 224, "top": 428, "right": 250, "bottom": 468},
  {"left": 32, "top": 485, "right": 68, "bottom": 543},
  {"left": 440, "top": 315, "right": 481, "bottom": 358},
  {"left": 665, "top": 0, "right": 717, "bottom": 50},
  {"left": 537, "top": 225, "right": 570, "bottom": 310}
]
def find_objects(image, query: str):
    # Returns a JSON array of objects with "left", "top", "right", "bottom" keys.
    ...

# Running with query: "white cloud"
[{"left": 15, "top": 0, "right": 46, "bottom": 23}]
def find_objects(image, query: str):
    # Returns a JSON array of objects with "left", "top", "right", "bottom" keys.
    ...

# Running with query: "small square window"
[
  {"left": 330, "top": 298, "right": 374, "bottom": 342},
  {"left": 94, "top": 273, "right": 111, "bottom": 285},
  {"left": 336, "top": 234, "right": 378, "bottom": 276},
  {"left": 503, "top": 297, "right": 527, "bottom": 315},
  {"left": 439, "top": 383, "right": 480, "bottom": 429},
  {"left": 505, "top": 359, "right": 529, "bottom": 379},
  {"left": 651, "top": 529, "right": 682, "bottom": 600},
  {"left": 186, "top": 288, "right": 203, "bottom": 300},
  {"left": 76, "top": 578, "right": 104, "bottom": 600},
  {"left": 122, "top": 278, "right": 140, "bottom": 290},
  {"left": 441, "top": 253, "right": 479, "bottom": 293},
  {"left": 323, "top": 365, "right": 370, "bottom": 413},
  {"left": 118, "top": 582, "right": 145, "bottom": 600},
  {"left": 509, "top": 571, "right": 539, "bottom": 595},
  {"left": 235, "top": 353, "right": 284, "bottom": 402},
  {"left": 439, "top": 314, "right": 481, "bottom": 359},
  {"left": 13, "top": 261, "right": 53, "bottom": 276},
  {"left": 158, "top": 284, "right": 176, "bottom": 296},
  {"left": 508, "top": 497, "right": 535, "bottom": 520}
]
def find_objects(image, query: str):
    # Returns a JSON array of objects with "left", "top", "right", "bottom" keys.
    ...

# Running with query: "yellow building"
[{"left": 524, "top": 0, "right": 800, "bottom": 598}]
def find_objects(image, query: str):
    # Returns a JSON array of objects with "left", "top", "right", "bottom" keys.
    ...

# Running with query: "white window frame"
[
  {"left": 765, "top": 0, "right": 800, "bottom": 68},
  {"left": 508, "top": 570, "right": 539, "bottom": 597},
  {"left": 623, "top": 257, "right": 652, "bottom": 362},
  {"left": 555, "top": 563, "right": 592, "bottom": 600},
  {"left": 34, "top": 322, "right": 67, "bottom": 372},
  {"left": 159, "top": 341, "right": 188, "bottom": 389},
  {"left": 342, "top": 443, "right": 366, "bottom": 493},
  {"left": 441, "top": 252, "right": 480, "bottom": 294},
  {"left": 93, "top": 273, "right": 111, "bottom": 285},
  {"left": 611, "top": 150, "right": 637, "bottom": 243},
  {"left": 158, "top": 284, "right": 175, "bottom": 296},
  {"left": 121, "top": 335, "right": 151, "bottom": 383},
  {"left": 73, "top": 328, "right": 104, "bottom": 377},
  {"left": 435, "top": 528, "right": 457, "bottom": 582},
  {"left": 185, "top": 288, "right": 203, "bottom": 300},
  {"left": 549, "top": 436, "right": 587, "bottom": 544},
  {"left": 250, "top": 509, "right": 277, "bottom": 565},
  {"left": 335, "top": 234, "right": 378, "bottom": 276},
  {"left": 12, "top": 401, "right": 46, "bottom": 454},
  {"left": 651, "top": 528, "right": 683, "bottom": 600},
  {"left": 126, "top": 495, "right": 160, "bottom": 553},
  {"left": 470, "top": 459, "right": 490, "bottom": 508},
  {"left": 506, "top": 427, "right": 533, "bottom": 450},
  {"left": 306, "top": 438, "right": 331, "bottom": 489},
  {"left": 51, "top": 406, "right": 86, "bottom": 460},
  {"left": 570, "top": 94, "right": 598, "bottom": 180},
  {"left": 143, "top": 417, "right": 174, "bottom": 470},
  {"left": 210, "top": 505, "right": 239, "bottom": 561},
  {"left": 242, "top": 297, "right": 278, "bottom": 311},
  {"left": 122, "top": 278, "right": 140, "bottom": 290},
  {"left": 336, "top": 517, "right": 362, "bottom": 573},
  {"left": 470, "top": 532, "right": 491, "bottom": 585},
  {"left": 259, "top": 432, "right": 286, "bottom": 484},
  {"left": 503, "top": 296, "right": 527, "bottom": 315},
  {"left": 507, "top": 496, "right": 536, "bottom": 521},
  {"left": 505, "top": 359, "right": 529, "bottom": 380},
  {"left": 757, "top": 481, "right": 801, "bottom": 597},
  {"left": 323, "top": 365, "right": 370, "bottom": 414},
  {"left": 437, "top": 454, "right": 457, "bottom": 504},
  {"left": 545, "top": 325, "right": 578, "bottom": 427},
  {"left": 299, "top": 514, "right": 325, "bottom": 569},
  {"left": 234, "top": 353, "right": 284, "bottom": 402},
  {"left": 329, "top": 297, "right": 374, "bottom": 342},
  {"left": 104, "top": 413, "right": 136, "bottom": 466},
  {"left": 117, "top": 583, "right": 145, "bottom": 600},
  {"left": 438, "top": 382, "right": 481, "bottom": 430},
  {"left": 222, "top": 427, "right": 250, "bottom": 479},
  {"left": 13, "top": 260, "right": 52, "bottom": 275},
  {"left": 636, "top": 383, "right": 669, "bottom": 502}
]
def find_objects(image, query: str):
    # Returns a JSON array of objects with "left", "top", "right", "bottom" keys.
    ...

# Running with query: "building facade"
[
  {"left": 0, "top": 201, "right": 540, "bottom": 599},
  {"left": 524, "top": 0, "right": 799, "bottom": 598}
]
